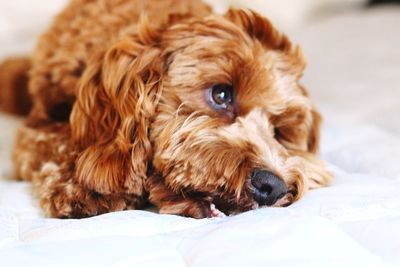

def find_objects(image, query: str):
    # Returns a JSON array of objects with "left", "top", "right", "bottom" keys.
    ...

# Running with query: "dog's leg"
[
  {"left": 146, "top": 174, "right": 217, "bottom": 219},
  {"left": 35, "top": 164, "right": 143, "bottom": 218},
  {"left": 13, "top": 124, "right": 145, "bottom": 218}
]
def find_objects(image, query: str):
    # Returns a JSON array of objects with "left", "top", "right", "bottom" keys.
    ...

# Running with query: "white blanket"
[{"left": 1, "top": 3, "right": 399, "bottom": 267}]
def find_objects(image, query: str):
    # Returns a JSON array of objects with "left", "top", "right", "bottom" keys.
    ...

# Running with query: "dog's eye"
[{"left": 208, "top": 84, "right": 234, "bottom": 110}]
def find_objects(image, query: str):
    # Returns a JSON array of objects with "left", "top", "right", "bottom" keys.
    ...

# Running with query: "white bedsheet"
[{"left": 1, "top": 4, "right": 400, "bottom": 267}]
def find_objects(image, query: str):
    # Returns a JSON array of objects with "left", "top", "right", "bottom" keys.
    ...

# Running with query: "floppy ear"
[
  {"left": 271, "top": 104, "right": 321, "bottom": 154},
  {"left": 225, "top": 8, "right": 305, "bottom": 72},
  {"left": 306, "top": 108, "right": 321, "bottom": 153},
  {"left": 224, "top": 8, "right": 292, "bottom": 50},
  {"left": 70, "top": 20, "right": 163, "bottom": 195}
]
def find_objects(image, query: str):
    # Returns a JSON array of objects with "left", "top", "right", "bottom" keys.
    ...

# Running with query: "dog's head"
[{"left": 71, "top": 8, "right": 331, "bottom": 217}]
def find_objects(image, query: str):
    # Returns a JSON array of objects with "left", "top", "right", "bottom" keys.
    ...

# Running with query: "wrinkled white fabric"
[{"left": 1, "top": 3, "right": 399, "bottom": 267}]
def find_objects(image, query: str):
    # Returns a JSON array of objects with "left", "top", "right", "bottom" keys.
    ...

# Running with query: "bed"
[{"left": 1, "top": 1, "right": 399, "bottom": 266}]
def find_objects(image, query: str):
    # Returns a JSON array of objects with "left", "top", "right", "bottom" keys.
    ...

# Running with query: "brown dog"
[{"left": 0, "top": 0, "right": 332, "bottom": 218}]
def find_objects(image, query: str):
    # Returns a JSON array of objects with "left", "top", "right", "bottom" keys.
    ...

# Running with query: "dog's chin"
[
  {"left": 210, "top": 191, "right": 294, "bottom": 217},
  {"left": 271, "top": 192, "right": 295, "bottom": 207}
]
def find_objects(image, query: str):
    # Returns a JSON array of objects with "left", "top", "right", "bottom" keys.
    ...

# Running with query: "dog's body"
[{"left": 0, "top": 0, "right": 332, "bottom": 218}]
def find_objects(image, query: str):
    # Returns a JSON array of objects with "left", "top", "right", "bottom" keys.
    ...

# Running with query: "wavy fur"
[{"left": 1, "top": 0, "right": 332, "bottom": 218}]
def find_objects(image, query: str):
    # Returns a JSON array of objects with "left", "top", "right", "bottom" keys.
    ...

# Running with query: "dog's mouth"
[
  {"left": 180, "top": 179, "right": 295, "bottom": 218},
  {"left": 208, "top": 187, "right": 295, "bottom": 217},
  {"left": 271, "top": 192, "right": 294, "bottom": 207}
]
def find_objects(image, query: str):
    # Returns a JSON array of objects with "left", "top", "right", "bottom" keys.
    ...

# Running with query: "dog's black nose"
[{"left": 250, "top": 169, "right": 288, "bottom": 206}]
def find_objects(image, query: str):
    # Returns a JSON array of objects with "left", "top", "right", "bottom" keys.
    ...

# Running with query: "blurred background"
[{"left": 0, "top": 0, "right": 380, "bottom": 57}]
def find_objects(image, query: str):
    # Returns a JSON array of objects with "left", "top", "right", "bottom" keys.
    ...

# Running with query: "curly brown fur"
[
  {"left": 0, "top": 57, "right": 32, "bottom": 115},
  {"left": 2, "top": 0, "right": 332, "bottom": 218}
]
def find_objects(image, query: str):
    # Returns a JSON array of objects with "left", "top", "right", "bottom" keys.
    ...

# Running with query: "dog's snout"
[{"left": 250, "top": 169, "right": 287, "bottom": 206}]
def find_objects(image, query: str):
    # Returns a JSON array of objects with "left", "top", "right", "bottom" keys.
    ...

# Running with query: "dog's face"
[
  {"left": 149, "top": 10, "right": 328, "bottom": 215},
  {"left": 72, "top": 9, "right": 331, "bottom": 218}
]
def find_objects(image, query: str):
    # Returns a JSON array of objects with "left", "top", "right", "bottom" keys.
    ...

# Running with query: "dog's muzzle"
[{"left": 250, "top": 169, "right": 287, "bottom": 206}]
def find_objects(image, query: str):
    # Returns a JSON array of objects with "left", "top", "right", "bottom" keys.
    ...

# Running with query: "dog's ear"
[
  {"left": 70, "top": 19, "right": 163, "bottom": 195},
  {"left": 224, "top": 8, "right": 291, "bottom": 51},
  {"left": 272, "top": 101, "right": 322, "bottom": 154},
  {"left": 306, "top": 108, "right": 321, "bottom": 153},
  {"left": 224, "top": 8, "right": 305, "bottom": 72}
]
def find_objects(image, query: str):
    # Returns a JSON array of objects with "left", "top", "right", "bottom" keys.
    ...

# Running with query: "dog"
[{"left": 0, "top": 0, "right": 332, "bottom": 218}]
